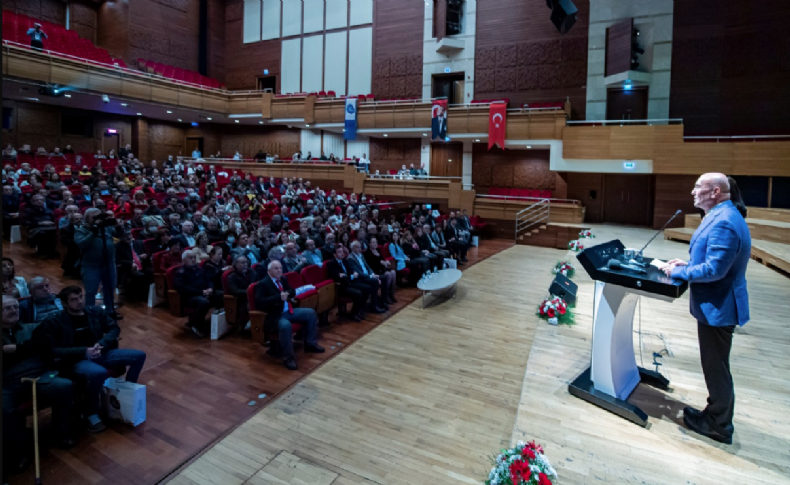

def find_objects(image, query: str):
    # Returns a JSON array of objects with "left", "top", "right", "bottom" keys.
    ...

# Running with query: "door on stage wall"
[
  {"left": 602, "top": 174, "right": 653, "bottom": 226},
  {"left": 606, "top": 87, "right": 648, "bottom": 122},
  {"left": 430, "top": 142, "right": 463, "bottom": 177},
  {"left": 186, "top": 137, "right": 204, "bottom": 157}
]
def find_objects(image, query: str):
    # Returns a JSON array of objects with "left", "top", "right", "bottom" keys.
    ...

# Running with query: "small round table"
[{"left": 416, "top": 268, "right": 463, "bottom": 309}]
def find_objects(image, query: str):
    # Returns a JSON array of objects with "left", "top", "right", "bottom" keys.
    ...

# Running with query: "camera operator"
[{"left": 75, "top": 209, "right": 123, "bottom": 321}]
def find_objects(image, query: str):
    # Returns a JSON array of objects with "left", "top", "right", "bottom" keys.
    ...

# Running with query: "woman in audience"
[
  {"left": 152, "top": 228, "right": 171, "bottom": 254},
  {"left": 356, "top": 227, "right": 370, "bottom": 251},
  {"left": 2, "top": 258, "right": 29, "bottom": 299},
  {"left": 3, "top": 144, "right": 17, "bottom": 160},
  {"left": 192, "top": 232, "right": 212, "bottom": 262},
  {"left": 203, "top": 245, "right": 229, "bottom": 290},
  {"left": 107, "top": 149, "right": 117, "bottom": 159},
  {"left": 365, "top": 237, "right": 397, "bottom": 303},
  {"left": 36, "top": 147, "right": 48, "bottom": 156},
  {"left": 44, "top": 173, "right": 65, "bottom": 192}
]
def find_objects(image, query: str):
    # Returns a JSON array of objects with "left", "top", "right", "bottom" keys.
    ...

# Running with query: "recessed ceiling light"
[
  {"left": 137, "top": 113, "right": 142, "bottom": 116},
  {"left": 448, "top": 159, "right": 452, "bottom": 162},
  {"left": 64, "top": 94, "right": 71, "bottom": 98},
  {"left": 235, "top": 120, "right": 239, "bottom": 123},
  {"left": 258, "top": 121, "right": 263, "bottom": 124},
  {"left": 121, "top": 103, "right": 128, "bottom": 107},
  {"left": 167, "top": 110, "right": 172, "bottom": 114},
  {"left": 306, "top": 124, "right": 310, "bottom": 127},
  {"left": 474, "top": 139, "right": 480, "bottom": 142},
  {"left": 383, "top": 134, "right": 388, "bottom": 137},
  {"left": 178, "top": 119, "right": 182, "bottom": 122},
  {"left": 207, "top": 117, "right": 212, "bottom": 120},
  {"left": 526, "top": 145, "right": 532, "bottom": 149},
  {"left": 422, "top": 133, "right": 427, "bottom": 136}
]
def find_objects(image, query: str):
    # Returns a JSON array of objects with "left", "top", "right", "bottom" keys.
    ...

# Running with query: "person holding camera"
[
  {"left": 75, "top": 209, "right": 123, "bottom": 320},
  {"left": 27, "top": 23, "right": 48, "bottom": 51}
]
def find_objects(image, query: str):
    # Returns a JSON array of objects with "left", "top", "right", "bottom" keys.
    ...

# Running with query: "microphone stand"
[{"left": 633, "top": 210, "right": 683, "bottom": 266}]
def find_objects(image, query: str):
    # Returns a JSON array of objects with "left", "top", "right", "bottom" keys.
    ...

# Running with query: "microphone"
[
  {"left": 636, "top": 209, "right": 682, "bottom": 261},
  {"left": 607, "top": 259, "right": 647, "bottom": 274}
]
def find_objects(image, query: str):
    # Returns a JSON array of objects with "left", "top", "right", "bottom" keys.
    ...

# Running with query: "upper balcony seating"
[
  {"left": 136, "top": 59, "right": 226, "bottom": 90},
  {"left": 487, "top": 187, "right": 553, "bottom": 200}
]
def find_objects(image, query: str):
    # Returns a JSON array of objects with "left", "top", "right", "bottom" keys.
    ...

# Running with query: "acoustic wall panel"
[
  {"left": 325, "top": 0, "right": 348, "bottom": 30},
  {"left": 261, "top": 0, "right": 282, "bottom": 41},
  {"left": 282, "top": 0, "right": 302, "bottom": 37},
  {"left": 349, "top": 0, "right": 373, "bottom": 26},
  {"left": 303, "top": 0, "right": 324, "bottom": 34},
  {"left": 324, "top": 31, "right": 347, "bottom": 95},
  {"left": 347, "top": 27, "right": 372, "bottom": 96},
  {"left": 346, "top": 136, "right": 369, "bottom": 159},
  {"left": 302, "top": 35, "right": 324, "bottom": 93},
  {"left": 300, "top": 129, "right": 323, "bottom": 156},
  {"left": 243, "top": 0, "right": 262, "bottom": 43},
  {"left": 323, "top": 131, "right": 345, "bottom": 158},
  {"left": 281, "top": 38, "right": 302, "bottom": 93}
]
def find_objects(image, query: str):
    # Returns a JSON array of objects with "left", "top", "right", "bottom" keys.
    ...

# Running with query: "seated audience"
[
  {"left": 35, "top": 285, "right": 146, "bottom": 433},
  {"left": 253, "top": 260, "right": 324, "bottom": 370},
  {"left": 365, "top": 237, "right": 397, "bottom": 304},
  {"left": 19, "top": 277, "right": 63, "bottom": 323},
  {"left": 160, "top": 239, "right": 184, "bottom": 271},
  {"left": 346, "top": 241, "right": 388, "bottom": 312},
  {"left": 444, "top": 216, "right": 469, "bottom": 263},
  {"left": 227, "top": 255, "right": 255, "bottom": 325},
  {"left": 2, "top": 258, "right": 29, "bottom": 299},
  {"left": 282, "top": 242, "right": 308, "bottom": 274},
  {"left": 174, "top": 250, "right": 223, "bottom": 337},
  {"left": 192, "top": 231, "right": 212, "bottom": 261},
  {"left": 326, "top": 245, "right": 372, "bottom": 322},
  {"left": 2, "top": 185, "right": 20, "bottom": 239},
  {"left": 231, "top": 233, "right": 262, "bottom": 266},
  {"left": 23, "top": 194, "right": 59, "bottom": 258}
]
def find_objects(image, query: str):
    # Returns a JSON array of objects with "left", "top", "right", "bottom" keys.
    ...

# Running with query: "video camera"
[{"left": 94, "top": 212, "right": 118, "bottom": 228}]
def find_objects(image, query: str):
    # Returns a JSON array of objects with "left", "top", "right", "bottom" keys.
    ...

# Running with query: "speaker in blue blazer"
[{"left": 671, "top": 199, "right": 751, "bottom": 327}]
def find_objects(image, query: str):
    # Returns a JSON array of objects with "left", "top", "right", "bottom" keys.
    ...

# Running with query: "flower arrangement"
[
  {"left": 578, "top": 229, "right": 595, "bottom": 239},
  {"left": 486, "top": 440, "right": 558, "bottom": 485},
  {"left": 567, "top": 239, "right": 584, "bottom": 252},
  {"left": 537, "top": 295, "right": 574, "bottom": 325},
  {"left": 552, "top": 261, "right": 575, "bottom": 278}
]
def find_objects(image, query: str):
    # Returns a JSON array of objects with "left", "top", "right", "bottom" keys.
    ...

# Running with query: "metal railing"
[
  {"left": 476, "top": 194, "right": 580, "bottom": 205},
  {"left": 566, "top": 118, "right": 683, "bottom": 126},
  {"left": 515, "top": 199, "right": 550, "bottom": 242},
  {"left": 683, "top": 135, "right": 790, "bottom": 142},
  {"left": 367, "top": 173, "right": 462, "bottom": 181}
]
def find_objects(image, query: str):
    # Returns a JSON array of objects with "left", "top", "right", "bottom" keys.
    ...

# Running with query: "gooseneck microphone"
[
  {"left": 607, "top": 259, "right": 647, "bottom": 274},
  {"left": 636, "top": 209, "right": 682, "bottom": 260}
]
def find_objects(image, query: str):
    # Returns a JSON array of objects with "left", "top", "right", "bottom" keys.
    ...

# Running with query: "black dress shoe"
[
  {"left": 683, "top": 412, "right": 733, "bottom": 444},
  {"left": 283, "top": 357, "right": 298, "bottom": 370},
  {"left": 350, "top": 313, "right": 362, "bottom": 322},
  {"left": 305, "top": 343, "right": 325, "bottom": 353},
  {"left": 110, "top": 312, "right": 124, "bottom": 321},
  {"left": 683, "top": 406, "right": 703, "bottom": 420},
  {"left": 388, "top": 295, "right": 398, "bottom": 304}
]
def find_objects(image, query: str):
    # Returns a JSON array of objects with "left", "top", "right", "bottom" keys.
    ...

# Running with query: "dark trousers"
[
  {"left": 28, "top": 228, "right": 57, "bottom": 256},
  {"left": 341, "top": 283, "right": 370, "bottom": 315},
  {"left": 69, "top": 349, "right": 146, "bottom": 416},
  {"left": 2, "top": 215, "right": 19, "bottom": 239},
  {"left": 31, "top": 39, "right": 44, "bottom": 51},
  {"left": 277, "top": 308, "right": 319, "bottom": 359},
  {"left": 83, "top": 266, "right": 117, "bottom": 314},
  {"left": 187, "top": 291, "right": 224, "bottom": 331},
  {"left": 355, "top": 275, "right": 382, "bottom": 308},
  {"left": 2, "top": 373, "right": 73, "bottom": 464},
  {"left": 698, "top": 322, "right": 736, "bottom": 433},
  {"left": 448, "top": 241, "right": 467, "bottom": 260}
]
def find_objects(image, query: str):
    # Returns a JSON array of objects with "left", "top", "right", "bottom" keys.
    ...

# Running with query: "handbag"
[
  {"left": 211, "top": 309, "right": 229, "bottom": 340},
  {"left": 10, "top": 225, "right": 21, "bottom": 243},
  {"left": 103, "top": 378, "right": 146, "bottom": 426}
]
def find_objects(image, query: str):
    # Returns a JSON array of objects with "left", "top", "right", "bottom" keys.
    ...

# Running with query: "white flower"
[
  {"left": 548, "top": 317, "right": 558, "bottom": 325},
  {"left": 517, "top": 440, "right": 525, "bottom": 447}
]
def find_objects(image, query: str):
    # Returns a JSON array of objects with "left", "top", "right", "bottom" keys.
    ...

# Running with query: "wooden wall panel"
[
  {"left": 369, "top": 138, "right": 422, "bottom": 174},
  {"left": 671, "top": 0, "right": 790, "bottom": 135},
  {"left": 5, "top": 0, "right": 66, "bottom": 26},
  {"left": 127, "top": 0, "right": 200, "bottom": 71},
  {"left": 472, "top": 145, "right": 556, "bottom": 191},
  {"left": 69, "top": 2, "right": 99, "bottom": 44},
  {"left": 563, "top": 172, "right": 604, "bottom": 223},
  {"left": 218, "top": 125, "right": 301, "bottom": 160},
  {"left": 371, "top": 0, "right": 424, "bottom": 99},
  {"left": 475, "top": 0, "right": 589, "bottom": 119},
  {"left": 97, "top": 1, "right": 130, "bottom": 61},
  {"left": 207, "top": 0, "right": 226, "bottom": 83},
  {"left": 224, "top": 0, "right": 281, "bottom": 90},
  {"left": 653, "top": 175, "right": 700, "bottom": 229},
  {"left": 605, "top": 18, "right": 632, "bottom": 77}
]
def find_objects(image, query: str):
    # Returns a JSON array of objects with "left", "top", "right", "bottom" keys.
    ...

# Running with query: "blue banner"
[{"left": 344, "top": 97, "right": 358, "bottom": 140}]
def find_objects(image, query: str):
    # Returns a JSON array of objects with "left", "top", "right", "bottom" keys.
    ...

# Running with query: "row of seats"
[
  {"left": 136, "top": 59, "right": 225, "bottom": 90},
  {"left": 2, "top": 10, "right": 126, "bottom": 67},
  {"left": 488, "top": 187, "right": 554, "bottom": 199}
]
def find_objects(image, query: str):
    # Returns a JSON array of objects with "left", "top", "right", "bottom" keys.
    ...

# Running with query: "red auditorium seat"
[
  {"left": 247, "top": 282, "right": 303, "bottom": 347},
  {"left": 539, "top": 190, "right": 553, "bottom": 199},
  {"left": 527, "top": 189, "right": 541, "bottom": 199},
  {"left": 300, "top": 265, "right": 335, "bottom": 319}
]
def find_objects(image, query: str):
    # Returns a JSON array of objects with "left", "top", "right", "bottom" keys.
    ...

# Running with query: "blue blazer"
[{"left": 671, "top": 200, "right": 751, "bottom": 327}]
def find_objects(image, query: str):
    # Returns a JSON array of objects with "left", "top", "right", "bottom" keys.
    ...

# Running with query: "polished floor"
[
  {"left": 4, "top": 238, "right": 513, "bottom": 485},
  {"left": 170, "top": 225, "right": 790, "bottom": 485}
]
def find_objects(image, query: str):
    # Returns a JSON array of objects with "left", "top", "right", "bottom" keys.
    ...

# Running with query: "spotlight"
[
  {"left": 102, "top": 95, "right": 110, "bottom": 104},
  {"left": 64, "top": 94, "right": 71, "bottom": 98},
  {"left": 121, "top": 103, "right": 128, "bottom": 107},
  {"left": 167, "top": 110, "right": 173, "bottom": 114},
  {"left": 235, "top": 120, "right": 239, "bottom": 123},
  {"left": 207, "top": 117, "right": 212, "bottom": 120}
]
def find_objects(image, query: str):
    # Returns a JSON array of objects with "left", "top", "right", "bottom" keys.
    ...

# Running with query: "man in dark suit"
[
  {"left": 444, "top": 217, "right": 469, "bottom": 263},
  {"left": 346, "top": 241, "right": 388, "bottom": 312},
  {"left": 321, "top": 233, "right": 337, "bottom": 261},
  {"left": 326, "top": 245, "right": 372, "bottom": 322},
  {"left": 417, "top": 225, "right": 446, "bottom": 270},
  {"left": 660, "top": 173, "right": 751, "bottom": 445},
  {"left": 254, "top": 260, "right": 323, "bottom": 370}
]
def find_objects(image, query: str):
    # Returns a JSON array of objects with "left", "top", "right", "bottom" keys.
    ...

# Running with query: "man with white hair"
[
  {"left": 173, "top": 250, "right": 224, "bottom": 338},
  {"left": 253, "top": 260, "right": 323, "bottom": 370},
  {"left": 659, "top": 173, "right": 751, "bottom": 445}
]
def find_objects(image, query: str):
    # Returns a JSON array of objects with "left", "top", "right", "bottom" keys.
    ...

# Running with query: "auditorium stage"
[{"left": 170, "top": 226, "right": 790, "bottom": 485}]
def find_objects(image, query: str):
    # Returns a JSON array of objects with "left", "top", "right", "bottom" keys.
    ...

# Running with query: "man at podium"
[{"left": 658, "top": 173, "right": 751, "bottom": 444}]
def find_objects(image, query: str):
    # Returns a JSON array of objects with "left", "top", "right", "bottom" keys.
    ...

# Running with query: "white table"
[{"left": 416, "top": 268, "right": 463, "bottom": 309}]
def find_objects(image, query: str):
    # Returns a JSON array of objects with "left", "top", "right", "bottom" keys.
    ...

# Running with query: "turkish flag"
[{"left": 488, "top": 103, "right": 507, "bottom": 149}]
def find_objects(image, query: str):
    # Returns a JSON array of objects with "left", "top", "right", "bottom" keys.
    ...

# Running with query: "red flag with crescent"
[{"left": 488, "top": 103, "right": 507, "bottom": 149}]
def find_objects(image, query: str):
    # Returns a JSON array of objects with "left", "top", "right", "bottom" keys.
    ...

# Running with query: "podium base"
[{"left": 568, "top": 367, "right": 670, "bottom": 427}]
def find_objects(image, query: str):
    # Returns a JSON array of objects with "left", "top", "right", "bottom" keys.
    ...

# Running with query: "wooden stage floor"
[
  {"left": 170, "top": 225, "right": 790, "bottom": 485},
  {"left": 4, "top": 238, "right": 512, "bottom": 485}
]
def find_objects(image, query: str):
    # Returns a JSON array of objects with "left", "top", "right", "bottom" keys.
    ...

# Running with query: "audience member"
[
  {"left": 227, "top": 255, "right": 255, "bottom": 325},
  {"left": 19, "top": 277, "right": 63, "bottom": 323},
  {"left": 27, "top": 22, "right": 48, "bottom": 50},
  {"left": 365, "top": 237, "right": 397, "bottom": 304},
  {"left": 326, "top": 245, "right": 371, "bottom": 322},
  {"left": 2, "top": 258, "right": 29, "bottom": 299},
  {"left": 35, "top": 285, "right": 146, "bottom": 433},
  {"left": 174, "top": 250, "right": 223, "bottom": 337},
  {"left": 75, "top": 208, "right": 122, "bottom": 320},
  {"left": 253, "top": 260, "right": 323, "bottom": 370},
  {"left": 23, "top": 194, "right": 58, "bottom": 258}
]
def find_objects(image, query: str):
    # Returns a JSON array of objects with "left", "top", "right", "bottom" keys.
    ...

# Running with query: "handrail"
[
  {"left": 477, "top": 194, "right": 580, "bottom": 206},
  {"left": 2, "top": 40, "right": 229, "bottom": 93},
  {"left": 368, "top": 174, "right": 462, "bottom": 181},
  {"left": 514, "top": 199, "right": 551, "bottom": 242},
  {"left": 567, "top": 118, "right": 683, "bottom": 126},
  {"left": 683, "top": 135, "right": 790, "bottom": 142}
]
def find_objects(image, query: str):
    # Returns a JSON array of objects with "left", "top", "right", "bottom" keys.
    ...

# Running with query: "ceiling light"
[
  {"left": 136, "top": 113, "right": 142, "bottom": 116},
  {"left": 526, "top": 145, "right": 532, "bottom": 149},
  {"left": 207, "top": 117, "right": 212, "bottom": 121},
  {"left": 474, "top": 139, "right": 480, "bottom": 142},
  {"left": 167, "top": 110, "right": 173, "bottom": 114},
  {"left": 383, "top": 134, "right": 388, "bottom": 137},
  {"left": 178, "top": 119, "right": 182, "bottom": 122},
  {"left": 53, "top": 89, "right": 60, "bottom": 94},
  {"left": 64, "top": 94, "right": 71, "bottom": 98},
  {"left": 121, "top": 103, "right": 128, "bottom": 107},
  {"left": 422, "top": 133, "right": 427, "bottom": 136},
  {"left": 306, "top": 124, "right": 310, "bottom": 127},
  {"left": 448, "top": 159, "right": 452, "bottom": 162},
  {"left": 259, "top": 121, "right": 263, "bottom": 124},
  {"left": 235, "top": 120, "right": 239, "bottom": 123}
]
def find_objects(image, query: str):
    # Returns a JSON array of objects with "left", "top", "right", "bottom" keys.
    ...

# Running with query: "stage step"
[
  {"left": 663, "top": 227, "right": 694, "bottom": 243},
  {"left": 751, "top": 240, "right": 790, "bottom": 275},
  {"left": 684, "top": 213, "right": 790, "bottom": 244},
  {"left": 517, "top": 222, "right": 589, "bottom": 249}
]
